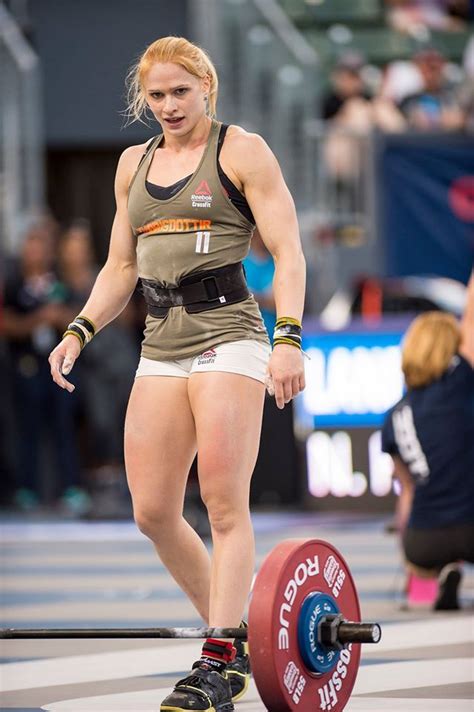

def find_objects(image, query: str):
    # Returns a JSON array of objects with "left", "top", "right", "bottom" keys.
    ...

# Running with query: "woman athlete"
[{"left": 49, "top": 36, "right": 306, "bottom": 712}]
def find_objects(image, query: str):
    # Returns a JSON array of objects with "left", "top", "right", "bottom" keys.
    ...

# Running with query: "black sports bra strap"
[
  {"left": 217, "top": 124, "right": 229, "bottom": 160},
  {"left": 137, "top": 135, "right": 161, "bottom": 172}
]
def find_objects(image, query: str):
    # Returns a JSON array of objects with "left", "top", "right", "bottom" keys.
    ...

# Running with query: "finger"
[
  {"left": 299, "top": 372, "right": 306, "bottom": 392},
  {"left": 62, "top": 356, "right": 75, "bottom": 376},
  {"left": 52, "top": 360, "right": 75, "bottom": 392},
  {"left": 292, "top": 376, "right": 301, "bottom": 399},
  {"left": 265, "top": 373, "right": 275, "bottom": 397},
  {"left": 282, "top": 378, "right": 293, "bottom": 404},
  {"left": 49, "top": 353, "right": 64, "bottom": 383},
  {"left": 274, "top": 379, "right": 285, "bottom": 410}
]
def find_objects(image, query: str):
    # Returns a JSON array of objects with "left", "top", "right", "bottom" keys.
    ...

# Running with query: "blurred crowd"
[
  {"left": 2, "top": 215, "right": 144, "bottom": 517},
  {"left": 321, "top": 37, "right": 473, "bottom": 185},
  {"left": 0, "top": 215, "right": 282, "bottom": 520},
  {"left": 384, "top": 0, "right": 472, "bottom": 35}
]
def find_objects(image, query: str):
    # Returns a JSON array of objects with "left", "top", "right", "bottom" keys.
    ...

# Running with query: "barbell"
[{"left": 1, "top": 538, "right": 381, "bottom": 711}]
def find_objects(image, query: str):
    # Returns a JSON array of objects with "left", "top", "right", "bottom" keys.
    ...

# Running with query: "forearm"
[
  {"left": 272, "top": 250, "right": 306, "bottom": 322},
  {"left": 79, "top": 260, "right": 138, "bottom": 332}
]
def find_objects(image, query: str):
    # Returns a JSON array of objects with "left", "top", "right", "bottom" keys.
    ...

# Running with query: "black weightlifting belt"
[{"left": 141, "top": 262, "right": 249, "bottom": 318}]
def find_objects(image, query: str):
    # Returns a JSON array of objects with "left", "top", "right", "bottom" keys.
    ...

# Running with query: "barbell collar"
[
  {"left": 0, "top": 626, "right": 247, "bottom": 640},
  {"left": 337, "top": 621, "right": 382, "bottom": 644},
  {"left": 319, "top": 617, "right": 382, "bottom": 647}
]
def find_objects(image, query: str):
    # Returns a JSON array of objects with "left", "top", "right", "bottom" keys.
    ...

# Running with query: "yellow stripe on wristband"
[
  {"left": 275, "top": 316, "right": 302, "bottom": 328},
  {"left": 273, "top": 337, "right": 302, "bottom": 349},
  {"left": 62, "top": 329, "right": 85, "bottom": 349}
]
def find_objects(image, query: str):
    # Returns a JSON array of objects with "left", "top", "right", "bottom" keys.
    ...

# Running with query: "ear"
[{"left": 201, "top": 73, "right": 211, "bottom": 96}]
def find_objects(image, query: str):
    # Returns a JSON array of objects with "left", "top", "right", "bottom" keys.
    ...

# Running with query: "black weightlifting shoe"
[
  {"left": 225, "top": 637, "right": 251, "bottom": 702},
  {"left": 160, "top": 661, "right": 234, "bottom": 712},
  {"left": 434, "top": 564, "right": 462, "bottom": 611}
]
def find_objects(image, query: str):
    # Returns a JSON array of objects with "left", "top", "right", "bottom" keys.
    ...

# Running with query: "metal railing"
[{"left": 0, "top": 2, "right": 44, "bottom": 255}]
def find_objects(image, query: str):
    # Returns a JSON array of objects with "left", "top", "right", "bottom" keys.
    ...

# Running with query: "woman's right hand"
[{"left": 48, "top": 335, "right": 82, "bottom": 393}]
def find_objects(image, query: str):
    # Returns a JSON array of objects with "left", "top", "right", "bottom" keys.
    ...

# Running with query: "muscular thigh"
[
  {"left": 188, "top": 372, "right": 265, "bottom": 503},
  {"left": 125, "top": 376, "right": 197, "bottom": 514}
]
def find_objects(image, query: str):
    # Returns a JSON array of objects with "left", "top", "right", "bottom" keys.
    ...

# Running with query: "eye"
[
  {"left": 175, "top": 88, "right": 188, "bottom": 96},
  {"left": 150, "top": 92, "right": 163, "bottom": 99}
]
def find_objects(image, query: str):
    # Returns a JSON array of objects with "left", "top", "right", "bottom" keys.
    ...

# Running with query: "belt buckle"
[{"left": 202, "top": 276, "right": 226, "bottom": 304}]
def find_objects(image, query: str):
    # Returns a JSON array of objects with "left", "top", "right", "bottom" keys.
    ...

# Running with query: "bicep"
[
  {"left": 240, "top": 140, "right": 301, "bottom": 259},
  {"left": 105, "top": 151, "right": 138, "bottom": 271}
]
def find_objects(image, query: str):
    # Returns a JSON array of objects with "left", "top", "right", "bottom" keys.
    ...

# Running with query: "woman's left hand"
[{"left": 266, "top": 343, "right": 306, "bottom": 409}]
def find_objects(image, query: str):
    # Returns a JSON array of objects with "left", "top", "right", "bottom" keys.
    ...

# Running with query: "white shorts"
[{"left": 135, "top": 339, "right": 271, "bottom": 384}]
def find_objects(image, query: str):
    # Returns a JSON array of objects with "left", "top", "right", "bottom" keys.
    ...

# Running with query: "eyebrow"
[{"left": 147, "top": 85, "right": 190, "bottom": 94}]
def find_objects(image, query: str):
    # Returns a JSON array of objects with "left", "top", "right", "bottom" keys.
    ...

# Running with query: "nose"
[{"left": 163, "top": 94, "right": 177, "bottom": 115}]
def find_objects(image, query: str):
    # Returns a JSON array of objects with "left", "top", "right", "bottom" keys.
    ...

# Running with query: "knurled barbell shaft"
[
  {"left": 1, "top": 622, "right": 382, "bottom": 644},
  {"left": 0, "top": 627, "right": 247, "bottom": 640},
  {"left": 336, "top": 622, "right": 382, "bottom": 645}
]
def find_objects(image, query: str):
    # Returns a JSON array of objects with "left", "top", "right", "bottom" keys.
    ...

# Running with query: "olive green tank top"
[{"left": 127, "top": 120, "right": 270, "bottom": 361}]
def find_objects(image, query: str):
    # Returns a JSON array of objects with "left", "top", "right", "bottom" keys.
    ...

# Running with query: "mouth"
[{"left": 164, "top": 117, "right": 185, "bottom": 127}]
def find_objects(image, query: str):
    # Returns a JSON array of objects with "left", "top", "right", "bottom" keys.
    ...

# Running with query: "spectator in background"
[
  {"left": 398, "top": 48, "right": 466, "bottom": 130},
  {"left": 381, "top": 274, "right": 474, "bottom": 610},
  {"left": 459, "top": 34, "right": 474, "bottom": 132},
  {"left": 57, "top": 219, "right": 97, "bottom": 301},
  {"left": 57, "top": 220, "right": 140, "bottom": 518},
  {"left": 322, "top": 52, "right": 404, "bottom": 184},
  {"left": 3, "top": 220, "right": 86, "bottom": 512},
  {"left": 322, "top": 52, "right": 373, "bottom": 125},
  {"left": 385, "top": 0, "right": 468, "bottom": 34}
]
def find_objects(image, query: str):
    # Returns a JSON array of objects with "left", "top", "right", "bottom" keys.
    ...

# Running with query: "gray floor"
[{"left": 1, "top": 512, "right": 473, "bottom": 711}]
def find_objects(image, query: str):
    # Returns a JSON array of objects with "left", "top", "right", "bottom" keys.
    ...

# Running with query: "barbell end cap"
[{"left": 371, "top": 623, "right": 382, "bottom": 644}]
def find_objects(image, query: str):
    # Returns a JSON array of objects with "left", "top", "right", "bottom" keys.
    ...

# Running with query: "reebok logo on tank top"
[{"left": 192, "top": 179, "right": 213, "bottom": 209}]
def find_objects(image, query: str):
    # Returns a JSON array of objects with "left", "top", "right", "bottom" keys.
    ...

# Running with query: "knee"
[
  {"left": 202, "top": 492, "right": 247, "bottom": 536},
  {"left": 133, "top": 502, "right": 174, "bottom": 540}
]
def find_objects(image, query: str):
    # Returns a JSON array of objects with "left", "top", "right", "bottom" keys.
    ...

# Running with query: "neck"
[{"left": 162, "top": 115, "right": 213, "bottom": 152}]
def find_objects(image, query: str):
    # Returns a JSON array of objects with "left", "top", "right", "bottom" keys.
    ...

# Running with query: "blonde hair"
[
  {"left": 124, "top": 36, "right": 218, "bottom": 125},
  {"left": 402, "top": 311, "right": 461, "bottom": 389}
]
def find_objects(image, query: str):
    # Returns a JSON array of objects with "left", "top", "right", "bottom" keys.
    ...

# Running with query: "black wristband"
[
  {"left": 63, "top": 324, "right": 85, "bottom": 348},
  {"left": 75, "top": 315, "right": 96, "bottom": 337}
]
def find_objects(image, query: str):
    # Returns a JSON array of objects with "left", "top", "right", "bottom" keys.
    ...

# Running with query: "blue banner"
[
  {"left": 297, "top": 320, "right": 406, "bottom": 428},
  {"left": 379, "top": 134, "right": 474, "bottom": 284}
]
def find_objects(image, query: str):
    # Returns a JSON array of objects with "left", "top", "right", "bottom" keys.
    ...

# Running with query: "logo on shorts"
[
  {"left": 192, "top": 180, "right": 213, "bottom": 209},
  {"left": 197, "top": 348, "right": 217, "bottom": 365}
]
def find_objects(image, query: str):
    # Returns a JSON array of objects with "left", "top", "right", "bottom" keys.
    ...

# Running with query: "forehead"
[{"left": 144, "top": 62, "right": 197, "bottom": 88}]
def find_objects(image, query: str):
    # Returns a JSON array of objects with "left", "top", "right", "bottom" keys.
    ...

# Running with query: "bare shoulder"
[
  {"left": 223, "top": 125, "right": 278, "bottom": 179},
  {"left": 118, "top": 142, "right": 149, "bottom": 174},
  {"left": 225, "top": 125, "right": 271, "bottom": 157},
  {"left": 115, "top": 141, "right": 151, "bottom": 194}
]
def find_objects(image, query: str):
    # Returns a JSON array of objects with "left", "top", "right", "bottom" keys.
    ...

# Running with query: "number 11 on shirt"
[{"left": 195, "top": 231, "right": 211, "bottom": 254}]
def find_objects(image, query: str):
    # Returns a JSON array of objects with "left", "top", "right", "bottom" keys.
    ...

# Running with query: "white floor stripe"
[
  {"left": 43, "top": 680, "right": 264, "bottom": 711},
  {"left": 354, "top": 657, "right": 473, "bottom": 694},
  {"left": 365, "top": 614, "right": 474, "bottom": 653},
  {"left": 0, "top": 641, "right": 201, "bottom": 692},
  {"left": 41, "top": 667, "right": 474, "bottom": 712}
]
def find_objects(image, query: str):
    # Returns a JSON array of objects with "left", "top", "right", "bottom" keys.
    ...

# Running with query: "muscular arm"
[
  {"left": 79, "top": 147, "right": 141, "bottom": 332},
  {"left": 49, "top": 144, "right": 143, "bottom": 391},
  {"left": 224, "top": 130, "right": 306, "bottom": 408},
  {"left": 231, "top": 132, "right": 306, "bottom": 323}
]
